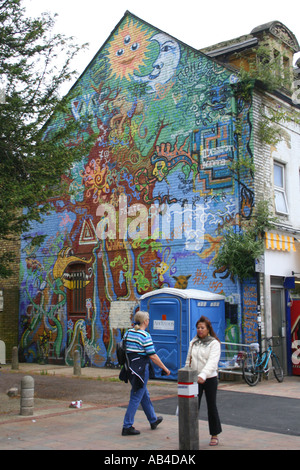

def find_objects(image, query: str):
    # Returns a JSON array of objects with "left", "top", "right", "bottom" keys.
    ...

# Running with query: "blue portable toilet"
[{"left": 140, "top": 288, "right": 225, "bottom": 380}]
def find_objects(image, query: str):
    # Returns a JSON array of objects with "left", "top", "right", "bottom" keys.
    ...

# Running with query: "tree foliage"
[
  {"left": 214, "top": 228, "right": 264, "bottom": 281},
  {"left": 214, "top": 201, "right": 277, "bottom": 281},
  {"left": 0, "top": 0, "right": 93, "bottom": 277}
]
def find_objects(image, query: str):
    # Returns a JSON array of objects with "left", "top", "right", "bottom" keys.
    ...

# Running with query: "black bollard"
[{"left": 11, "top": 346, "right": 19, "bottom": 370}]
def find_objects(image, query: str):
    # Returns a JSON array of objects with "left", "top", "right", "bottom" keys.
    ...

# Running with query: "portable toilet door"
[
  {"left": 140, "top": 288, "right": 187, "bottom": 380},
  {"left": 140, "top": 288, "right": 226, "bottom": 380}
]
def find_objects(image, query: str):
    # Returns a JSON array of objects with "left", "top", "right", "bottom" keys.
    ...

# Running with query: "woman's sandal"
[{"left": 209, "top": 436, "right": 219, "bottom": 446}]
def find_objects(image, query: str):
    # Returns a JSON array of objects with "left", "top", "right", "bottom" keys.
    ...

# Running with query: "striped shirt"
[{"left": 125, "top": 328, "right": 156, "bottom": 356}]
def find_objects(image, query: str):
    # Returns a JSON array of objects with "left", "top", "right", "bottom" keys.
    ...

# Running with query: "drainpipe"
[{"left": 231, "top": 85, "right": 243, "bottom": 342}]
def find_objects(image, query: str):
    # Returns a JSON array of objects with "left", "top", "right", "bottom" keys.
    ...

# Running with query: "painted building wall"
[
  {"left": 18, "top": 13, "right": 255, "bottom": 366},
  {"left": 253, "top": 89, "right": 300, "bottom": 372}
]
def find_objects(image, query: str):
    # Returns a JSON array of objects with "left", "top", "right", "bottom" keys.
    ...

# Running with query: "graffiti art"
[{"left": 19, "top": 13, "right": 255, "bottom": 366}]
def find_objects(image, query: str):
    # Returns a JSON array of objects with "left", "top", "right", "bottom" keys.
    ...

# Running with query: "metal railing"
[{"left": 218, "top": 341, "right": 259, "bottom": 376}]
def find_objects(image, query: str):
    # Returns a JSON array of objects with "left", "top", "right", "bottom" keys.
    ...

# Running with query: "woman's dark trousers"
[{"left": 198, "top": 376, "right": 222, "bottom": 436}]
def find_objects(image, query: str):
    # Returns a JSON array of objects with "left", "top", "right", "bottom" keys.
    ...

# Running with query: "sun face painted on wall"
[{"left": 107, "top": 18, "right": 152, "bottom": 81}]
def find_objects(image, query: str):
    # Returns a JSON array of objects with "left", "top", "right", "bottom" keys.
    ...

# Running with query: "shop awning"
[{"left": 265, "top": 232, "right": 296, "bottom": 252}]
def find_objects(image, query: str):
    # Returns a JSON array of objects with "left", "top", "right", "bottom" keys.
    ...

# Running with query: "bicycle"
[{"left": 242, "top": 336, "right": 284, "bottom": 386}]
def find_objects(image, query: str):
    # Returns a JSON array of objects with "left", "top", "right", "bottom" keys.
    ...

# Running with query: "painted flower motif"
[{"left": 81, "top": 159, "right": 110, "bottom": 202}]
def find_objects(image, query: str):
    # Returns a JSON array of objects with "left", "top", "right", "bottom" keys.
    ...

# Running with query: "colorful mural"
[{"left": 18, "top": 13, "right": 256, "bottom": 366}]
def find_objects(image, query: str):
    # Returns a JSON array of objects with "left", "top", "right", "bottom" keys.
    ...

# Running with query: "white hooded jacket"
[{"left": 185, "top": 335, "right": 221, "bottom": 382}]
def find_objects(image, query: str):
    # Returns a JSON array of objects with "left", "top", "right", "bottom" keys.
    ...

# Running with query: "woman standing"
[
  {"left": 120, "top": 310, "right": 170, "bottom": 436},
  {"left": 185, "top": 315, "right": 222, "bottom": 446}
]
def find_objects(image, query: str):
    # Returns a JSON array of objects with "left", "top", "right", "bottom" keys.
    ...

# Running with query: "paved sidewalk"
[
  {"left": 1, "top": 402, "right": 300, "bottom": 451},
  {"left": 0, "top": 363, "right": 300, "bottom": 451}
]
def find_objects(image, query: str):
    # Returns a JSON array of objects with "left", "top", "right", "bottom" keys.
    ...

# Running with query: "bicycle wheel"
[
  {"left": 242, "top": 353, "right": 260, "bottom": 386},
  {"left": 271, "top": 353, "right": 284, "bottom": 382}
]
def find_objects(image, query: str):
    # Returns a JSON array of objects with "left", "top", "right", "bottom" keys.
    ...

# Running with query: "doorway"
[
  {"left": 147, "top": 296, "right": 181, "bottom": 380},
  {"left": 271, "top": 282, "right": 287, "bottom": 374}
]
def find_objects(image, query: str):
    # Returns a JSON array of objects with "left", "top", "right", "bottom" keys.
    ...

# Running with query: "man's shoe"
[
  {"left": 150, "top": 416, "right": 163, "bottom": 430},
  {"left": 122, "top": 426, "right": 140, "bottom": 436}
]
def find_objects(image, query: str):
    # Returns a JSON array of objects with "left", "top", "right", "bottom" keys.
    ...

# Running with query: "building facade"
[
  {"left": 204, "top": 21, "right": 300, "bottom": 375},
  {"left": 254, "top": 88, "right": 300, "bottom": 375},
  {"left": 13, "top": 13, "right": 300, "bottom": 374},
  {"left": 0, "top": 237, "right": 20, "bottom": 363}
]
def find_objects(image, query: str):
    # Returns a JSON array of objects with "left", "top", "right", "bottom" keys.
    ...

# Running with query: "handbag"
[{"left": 116, "top": 331, "right": 129, "bottom": 366}]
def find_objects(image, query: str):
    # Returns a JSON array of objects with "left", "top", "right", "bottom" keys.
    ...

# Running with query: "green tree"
[
  {"left": 214, "top": 201, "right": 276, "bottom": 280},
  {"left": 0, "top": 0, "right": 93, "bottom": 277}
]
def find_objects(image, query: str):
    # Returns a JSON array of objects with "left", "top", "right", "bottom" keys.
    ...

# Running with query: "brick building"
[
  {"left": 2, "top": 13, "right": 299, "bottom": 374},
  {"left": 0, "top": 237, "right": 20, "bottom": 363},
  {"left": 203, "top": 21, "right": 300, "bottom": 375}
]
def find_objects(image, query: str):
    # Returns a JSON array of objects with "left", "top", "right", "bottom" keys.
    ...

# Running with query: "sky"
[{"left": 23, "top": 0, "right": 300, "bottom": 94}]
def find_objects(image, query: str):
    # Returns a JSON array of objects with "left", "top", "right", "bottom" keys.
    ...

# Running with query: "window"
[
  {"left": 283, "top": 56, "right": 290, "bottom": 75},
  {"left": 274, "top": 162, "right": 288, "bottom": 214},
  {"left": 67, "top": 264, "right": 86, "bottom": 316}
]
